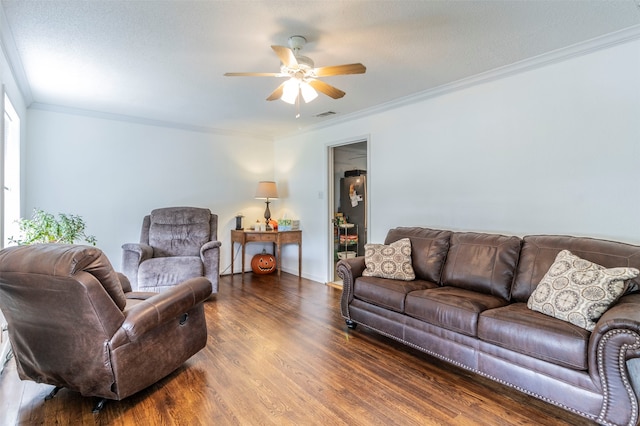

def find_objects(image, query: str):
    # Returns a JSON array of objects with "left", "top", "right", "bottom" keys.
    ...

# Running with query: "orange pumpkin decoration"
[{"left": 251, "top": 251, "right": 276, "bottom": 274}]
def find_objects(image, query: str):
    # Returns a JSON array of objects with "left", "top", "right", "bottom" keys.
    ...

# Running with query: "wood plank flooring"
[{"left": 0, "top": 272, "right": 595, "bottom": 425}]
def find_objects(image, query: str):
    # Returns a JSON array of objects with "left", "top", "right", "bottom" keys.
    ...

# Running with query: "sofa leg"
[
  {"left": 346, "top": 319, "right": 357, "bottom": 329},
  {"left": 92, "top": 398, "right": 107, "bottom": 413}
]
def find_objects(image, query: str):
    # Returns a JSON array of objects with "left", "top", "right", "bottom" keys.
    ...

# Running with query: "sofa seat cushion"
[
  {"left": 138, "top": 256, "right": 203, "bottom": 290},
  {"left": 405, "top": 286, "right": 509, "bottom": 337},
  {"left": 478, "top": 303, "right": 590, "bottom": 370},
  {"left": 353, "top": 276, "right": 436, "bottom": 313}
]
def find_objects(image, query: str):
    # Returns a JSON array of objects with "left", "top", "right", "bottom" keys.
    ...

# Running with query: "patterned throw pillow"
[
  {"left": 527, "top": 250, "right": 639, "bottom": 331},
  {"left": 363, "top": 238, "right": 415, "bottom": 281}
]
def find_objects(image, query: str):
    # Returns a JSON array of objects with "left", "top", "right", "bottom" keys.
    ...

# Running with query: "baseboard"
[{"left": 326, "top": 280, "right": 343, "bottom": 290}]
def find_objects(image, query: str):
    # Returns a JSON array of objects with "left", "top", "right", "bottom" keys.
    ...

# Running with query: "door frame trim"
[{"left": 325, "top": 135, "right": 370, "bottom": 284}]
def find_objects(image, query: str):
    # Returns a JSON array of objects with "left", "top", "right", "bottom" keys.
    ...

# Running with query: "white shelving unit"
[{"left": 336, "top": 223, "right": 359, "bottom": 260}]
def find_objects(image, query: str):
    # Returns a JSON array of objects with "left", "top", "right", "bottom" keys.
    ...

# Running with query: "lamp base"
[{"left": 264, "top": 200, "right": 273, "bottom": 231}]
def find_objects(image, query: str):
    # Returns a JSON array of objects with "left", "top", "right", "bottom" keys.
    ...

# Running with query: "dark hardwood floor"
[{"left": 0, "top": 272, "right": 594, "bottom": 425}]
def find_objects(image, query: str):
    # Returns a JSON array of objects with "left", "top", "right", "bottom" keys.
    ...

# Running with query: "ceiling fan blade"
[
  {"left": 224, "top": 72, "right": 283, "bottom": 77},
  {"left": 307, "top": 79, "right": 345, "bottom": 99},
  {"left": 266, "top": 82, "right": 287, "bottom": 101},
  {"left": 271, "top": 45, "right": 298, "bottom": 68},
  {"left": 314, "top": 63, "right": 366, "bottom": 77}
]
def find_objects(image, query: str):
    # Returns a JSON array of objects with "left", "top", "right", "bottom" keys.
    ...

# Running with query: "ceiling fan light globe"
[
  {"left": 300, "top": 82, "right": 318, "bottom": 103},
  {"left": 281, "top": 79, "right": 299, "bottom": 104}
]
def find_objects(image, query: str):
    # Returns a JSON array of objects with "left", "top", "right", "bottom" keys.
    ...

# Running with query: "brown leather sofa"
[
  {"left": 0, "top": 244, "right": 212, "bottom": 411},
  {"left": 337, "top": 227, "right": 640, "bottom": 426}
]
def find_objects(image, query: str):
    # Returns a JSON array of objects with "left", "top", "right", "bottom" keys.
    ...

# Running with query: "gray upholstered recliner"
[
  {"left": 0, "top": 243, "right": 211, "bottom": 411},
  {"left": 122, "top": 207, "right": 220, "bottom": 293}
]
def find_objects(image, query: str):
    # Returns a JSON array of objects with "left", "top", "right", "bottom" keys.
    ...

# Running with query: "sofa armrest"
[
  {"left": 337, "top": 257, "right": 366, "bottom": 320},
  {"left": 591, "top": 293, "right": 640, "bottom": 357},
  {"left": 201, "top": 241, "right": 221, "bottom": 293},
  {"left": 588, "top": 292, "right": 640, "bottom": 426},
  {"left": 119, "top": 277, "right": 212, "bottom": 342},
  {"left": 337, "top": 257, "right": 366, "bottom": 282}
]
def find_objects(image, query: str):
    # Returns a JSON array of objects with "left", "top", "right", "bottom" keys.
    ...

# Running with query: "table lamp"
[{"left": 255, "top": 181, "right": 278, "bottom": 231}]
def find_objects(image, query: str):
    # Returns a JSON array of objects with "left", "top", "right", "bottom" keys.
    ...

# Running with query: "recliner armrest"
[
  {"left": 201, "top": 240, "right": 221, "bottom": 255},
  {"left": 121, "top": 243, "right": 154, "bottom": 289},
  {"left": 119, "top": 277, "right": 212, "bottom": 342},
  {"left": 117, "top": 272, "right": 132, "bottom": 293},
  {"left": 200, "top": 241, "right": 221, "bottom": 293},
  {"left": 122, "top": 243, "right": 153, "bottom": 261}
]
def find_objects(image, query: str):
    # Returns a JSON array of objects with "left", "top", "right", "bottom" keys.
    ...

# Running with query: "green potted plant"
[{"left": 9, "top": 208, "right": 97, "bottom": 245}]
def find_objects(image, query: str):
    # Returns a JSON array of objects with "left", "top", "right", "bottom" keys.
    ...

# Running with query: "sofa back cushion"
[
  {"left": 512, "top": 235, "right": 640, "bottom": 302},
  {"left": 384, "top": 227, "right": 452, "bottom": 283},
  {"left": 441, "top": 232, "right": 522, "bottom": 301}
]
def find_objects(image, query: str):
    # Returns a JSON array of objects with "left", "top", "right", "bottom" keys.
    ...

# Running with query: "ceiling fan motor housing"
[
  {"left": 288, "top": 35, "right": 307, "bottom": 51},
  {"left": 294, "top": 55, "right": 314, "bottom": 70},
  {"left": 286, "top": 36, "right": 314, "bottom": 76}
]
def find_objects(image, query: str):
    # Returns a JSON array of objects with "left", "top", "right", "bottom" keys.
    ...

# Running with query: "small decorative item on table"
[
  {"left": 278, "top": 218, "right": 292, "bottom": 231},
  {"left": 278, "top": 218, "right": 300, "bottom": 231}
]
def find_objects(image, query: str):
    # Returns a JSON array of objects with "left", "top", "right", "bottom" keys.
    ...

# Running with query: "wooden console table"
[{"left": 231, "top": 230, "right": 302, "bottom": 278}]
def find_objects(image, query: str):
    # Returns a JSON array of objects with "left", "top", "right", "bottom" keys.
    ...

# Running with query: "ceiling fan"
[{"left": 224, "top": 36, "right": 366, "bottom": 107}]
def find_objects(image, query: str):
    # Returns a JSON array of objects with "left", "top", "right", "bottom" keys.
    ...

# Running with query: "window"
[{"left": 2, "top": 91, "right": 20, "bottom": 248}]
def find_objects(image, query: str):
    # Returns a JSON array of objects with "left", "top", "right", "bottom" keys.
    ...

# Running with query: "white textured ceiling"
[{"left": 2, "top": 0, "right": 640, "bottom": 140}]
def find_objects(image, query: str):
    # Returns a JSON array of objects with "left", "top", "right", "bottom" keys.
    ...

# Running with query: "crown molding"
[
  {"left": 28, "top": 102, "right": 273, "bottom": 141},
  {"left": 288, "top": 24, "right": 640, "bottom": 139}
]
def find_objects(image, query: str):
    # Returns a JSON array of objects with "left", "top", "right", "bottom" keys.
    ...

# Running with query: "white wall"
[
  {"left": 25, "top": 109, "right": 274, "bottom": 273},
  {"left": 275, "top": 38, "right": 640, "bottom": 283},
  {"left": 15, "top": 37, "right": 640, "bottom": 285}
]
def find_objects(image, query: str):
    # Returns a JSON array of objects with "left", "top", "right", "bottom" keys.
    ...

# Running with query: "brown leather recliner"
[{"left": 0, "top": 243, "right": 211, "bottom": 411}]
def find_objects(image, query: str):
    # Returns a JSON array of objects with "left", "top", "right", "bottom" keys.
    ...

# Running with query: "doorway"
[{"left": 328, "top": 140, "right": 368, "bottom": 286}]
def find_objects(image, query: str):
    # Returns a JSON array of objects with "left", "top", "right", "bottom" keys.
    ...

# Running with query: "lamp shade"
[{"left": 255, "top": 181, "right": 278, "bottom": 199}]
